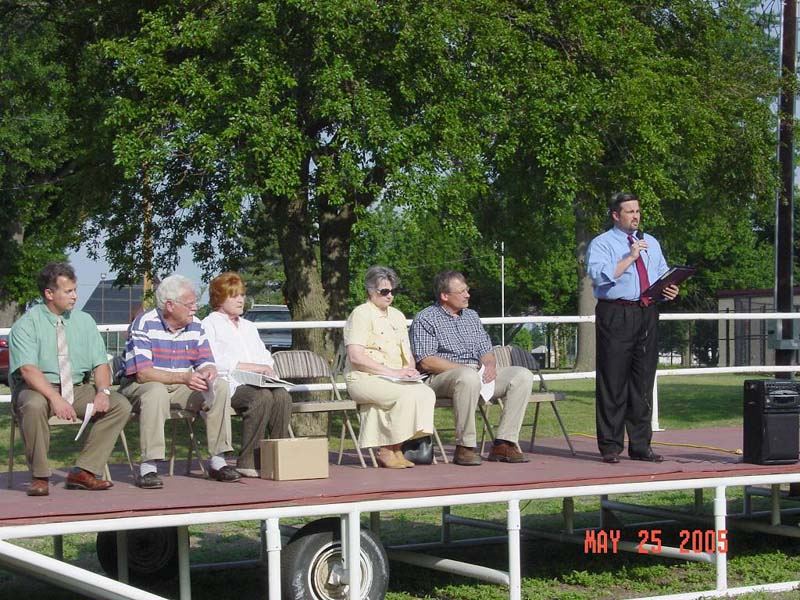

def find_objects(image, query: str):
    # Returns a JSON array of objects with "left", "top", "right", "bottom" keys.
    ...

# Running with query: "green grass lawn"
[{"left": 3, "top": 374, "right": 800, "bottom": 599}]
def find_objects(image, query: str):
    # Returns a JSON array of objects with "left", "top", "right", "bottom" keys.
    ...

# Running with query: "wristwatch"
[{"left": 99, "top": 388, "right": 111, "bottom": 396}]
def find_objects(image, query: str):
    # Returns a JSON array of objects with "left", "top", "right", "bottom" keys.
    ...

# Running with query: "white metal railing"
[
  {"left": 2, "top": 313, "right": 798, "bottom": 430},
  {"left": 0, "top": 312, "right": 798, "bottom": 600}
]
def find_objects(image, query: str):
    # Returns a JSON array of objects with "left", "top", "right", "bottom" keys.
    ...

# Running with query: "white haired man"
[{"left": 121, "top": 274, "right": 239, "bottom": 488}]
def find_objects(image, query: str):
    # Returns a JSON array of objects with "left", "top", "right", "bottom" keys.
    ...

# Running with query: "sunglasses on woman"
[{"left": 377, "top": 287, "right": 400, "bottom": 296}]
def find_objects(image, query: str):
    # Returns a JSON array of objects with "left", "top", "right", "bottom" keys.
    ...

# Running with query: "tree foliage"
[
  {"left": 0, "top": 2, "right": 83, "bottom": 321},
  {"left": 0, "top": 1, "right": 782, "bottom": 374}
]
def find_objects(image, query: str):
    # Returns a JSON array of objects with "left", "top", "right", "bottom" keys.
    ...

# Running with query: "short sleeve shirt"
[
  {"left": 586, "top": 227, "right": 669, "bottom": 301},
  {"left": 124, "top": 308, "right": 214, "bottom": 376},
  {"left": 9, "top": 303, "right": 108, "bottom": 385},
  {"left": 409, "top": 303, "right": 493, "bottom": 369},
  {"left": 343, "top": 302, "right": 413, "bottom": 381}
]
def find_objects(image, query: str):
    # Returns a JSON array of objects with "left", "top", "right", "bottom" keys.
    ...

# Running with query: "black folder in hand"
[{"left": 643, "top": 266, "right": 696, "bottom": 300}]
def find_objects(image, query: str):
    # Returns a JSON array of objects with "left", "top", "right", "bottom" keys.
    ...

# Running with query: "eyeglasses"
[
  {"left": 377, "top": 287, "right": 400, "bottom": 297},
  {"left": 173, "top": 299, "right": 199, "bottom": 309}
]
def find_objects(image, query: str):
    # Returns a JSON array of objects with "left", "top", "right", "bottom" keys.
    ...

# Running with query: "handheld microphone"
[{"left": 635, "top": 229, "right": 647, "bottom": 253}]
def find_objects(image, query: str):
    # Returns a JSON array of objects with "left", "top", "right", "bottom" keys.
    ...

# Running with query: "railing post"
[{"left": 651, "top": 374, "right": 663, "bottom": 432}]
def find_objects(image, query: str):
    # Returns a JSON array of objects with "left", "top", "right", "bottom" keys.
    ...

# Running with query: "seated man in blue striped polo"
[
  {"left": 410, "top": 270, "right": 534, "bottom": 466},
  {"left": 120, "top": 274, "right": 239, "bottom": 489}
]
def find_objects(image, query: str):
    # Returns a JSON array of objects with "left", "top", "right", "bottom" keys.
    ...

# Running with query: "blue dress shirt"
[{"left": 586, "top": 227, "right": 669, "bottom": 301}]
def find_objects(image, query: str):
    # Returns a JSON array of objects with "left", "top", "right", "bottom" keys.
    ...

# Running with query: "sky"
[{"left": 68, "top": 243, "right": 206, "bottom": 310}]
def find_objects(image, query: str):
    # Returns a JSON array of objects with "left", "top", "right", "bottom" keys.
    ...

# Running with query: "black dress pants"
[{"left": 595, "top": 300, "right": 659, "bottom": 457}]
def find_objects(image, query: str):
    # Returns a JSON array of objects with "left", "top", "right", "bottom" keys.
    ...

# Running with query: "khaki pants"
[
  {"left": 426, "top": 366, "right": 532, "bottom": 447},
  {"left": 13, "top": 382, "right": 132, "bottom": 478},
  {"left": 230, "top": 385, "right": 292, "bottom": 469},
  {"left": 121, "top": 379, "right": 233, "bottom": 461}
]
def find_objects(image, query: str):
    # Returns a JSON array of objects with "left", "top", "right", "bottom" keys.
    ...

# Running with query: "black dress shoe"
[
  {"left": 136, "top": 472, "right": 164, "bottom": 489},
  {"left": 209, "top": 465, "right": 242, "bottom": 482},
  {"left": 630, "top": 450, "right": 664, "bottom": 463},
  {"left": 602, "top": 454, "right": 620, "bottom": 464}
]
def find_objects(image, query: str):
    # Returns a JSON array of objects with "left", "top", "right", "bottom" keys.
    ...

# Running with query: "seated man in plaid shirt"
[{"left": 410, "top": 270, "right": 533, "bottom": 466}]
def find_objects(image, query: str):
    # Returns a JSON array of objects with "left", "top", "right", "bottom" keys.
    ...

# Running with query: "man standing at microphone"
[{"left": 586, "top": 192, "right": 679, "bottom": 464}]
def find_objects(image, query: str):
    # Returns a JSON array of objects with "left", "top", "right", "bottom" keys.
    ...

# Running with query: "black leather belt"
[{"left": 599, "top": 298, "right": 647, "bottom": 307}]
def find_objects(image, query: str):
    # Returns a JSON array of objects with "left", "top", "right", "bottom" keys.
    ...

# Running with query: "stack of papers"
[
  {"left": 378, "top": 374, "right": 427, "bottom": 383},
  {"left": 231, "top": 369, "right": 295, "bottom": 389},
  {"left": 74, "top": 403, "right": 94, "bottom": 441}
]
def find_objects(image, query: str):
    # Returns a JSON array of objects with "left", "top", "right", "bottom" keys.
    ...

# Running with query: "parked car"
[
  {"left": 0, "top": 334, "right": 9, "bottom": 384},
  {"left": 243, "top": 304, "right": 293, "bottom": 352}
]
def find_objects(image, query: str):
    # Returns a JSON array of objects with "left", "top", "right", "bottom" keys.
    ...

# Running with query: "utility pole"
[
  {"left": 775, "top": 0, "right": 797, "bottom": 378},
  {"left": 500, "top": 241, "right": 505, "bottom": 346}
]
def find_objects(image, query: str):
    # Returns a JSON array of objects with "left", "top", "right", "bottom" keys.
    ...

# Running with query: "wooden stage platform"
[
  {"left": 4, "top": 426, "right": 800, "bottom": 600},
  {"left": 3, "top": 426, "right": 798, "bottom": 529}
]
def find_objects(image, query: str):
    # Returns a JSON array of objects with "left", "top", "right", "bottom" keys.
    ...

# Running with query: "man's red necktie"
[{"left": 628, "top": 235, "right": 652, "bottom": 306}]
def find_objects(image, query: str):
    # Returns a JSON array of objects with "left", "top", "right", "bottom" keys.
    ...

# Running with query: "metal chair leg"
[
  {"left": 432, "top": 427, "right": 449, "bottom": 464},
  {"left": 530, "top": 403, "right": 542, "bottom": 449},
  {"left": 119, "top": 430, "right": 135, "bottom": 477},
  {"left": 478, "top": 402, "right": 496, "bottom": 446},
  {"left": 169, "top": 418, "right": 178, "bottom": 476},
  {"left": 336, "top": 422, "right": 347, "bottom": 465},
  {"left": 8, "top": 418, "right": 16, "bottom": 489},
  {"left": 343, "top": 413, "right": 367, "bottom": 468},
  {"left": 550, "top": 402, "right": 576, "bottom": 455},
  {"left": 184, "top": 417, "right": 207, "bottom": 475}
]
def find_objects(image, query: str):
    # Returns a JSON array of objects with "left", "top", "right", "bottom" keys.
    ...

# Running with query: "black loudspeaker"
[{"left": 743, "top": 379, "right": 800, "bottom": 465}]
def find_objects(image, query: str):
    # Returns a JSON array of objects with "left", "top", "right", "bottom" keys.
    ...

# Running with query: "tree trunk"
[
  {"left": 319, "top": 195, "right": 356, "bottom": 352},
  {"left": 574, "top": 193, "right": 596, "bottom": 372},
  {"left": 681, "top": 326, "right": 692, "bottom": 367},
  {"left": 0, "top": 220, "right": 25, "bottom": 327},
  {"left": 265, "top": 162, "right": 333, "bottom": 436}
]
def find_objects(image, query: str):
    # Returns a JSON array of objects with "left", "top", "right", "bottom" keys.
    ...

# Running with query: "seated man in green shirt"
[{"left": 9, "top": 262, "right": 132, "bottom": 497}]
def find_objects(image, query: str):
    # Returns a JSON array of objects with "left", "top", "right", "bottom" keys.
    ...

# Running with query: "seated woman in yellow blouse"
[{"left": 344, "top": 266, "right": 436, "bottom": 469}]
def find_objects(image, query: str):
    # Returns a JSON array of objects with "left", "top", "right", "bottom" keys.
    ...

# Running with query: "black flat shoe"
[
  {"left": 209, "top": 465, "right": 242, "bottom": 482},
  {"left": 602, "top": 454, "right": 620, "bottom": 464},
  {"left": 136, "top": 472, "right": 163, "bottom": 489},
  {"left": 630, "top": 450, "right": 664, "bottom": 463}
]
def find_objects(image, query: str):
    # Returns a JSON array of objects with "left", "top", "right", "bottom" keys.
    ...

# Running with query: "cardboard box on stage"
[{"left": 260, "top": 437, "right": 330, "bottom": 480}]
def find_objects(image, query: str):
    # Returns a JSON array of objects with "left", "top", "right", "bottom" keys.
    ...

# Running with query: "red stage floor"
[{"left": 2, "top": 427, "right": 798, "bottom": 528}]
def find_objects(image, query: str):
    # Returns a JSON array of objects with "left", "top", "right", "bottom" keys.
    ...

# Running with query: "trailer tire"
[
  {"left": 282, "top": 518, "right": 388, "bottom": 600},
  {"left": 96, "top": 527, "right": 179, "bottom": 582}
]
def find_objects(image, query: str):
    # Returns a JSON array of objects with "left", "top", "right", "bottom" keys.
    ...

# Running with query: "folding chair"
[
  {"left": 433, "top": 394, "right": 496, "bottom": 456},
  {"left": 7, "top": 401, "right": 133, "bottom": 489},
  {"left": 493, "top": 345, "right": 575, "bottom": 455},
  {"left": 272, "top": 350, "right": 367, "bottom": 468},
  {"left": 165, "top": 407, "right": 206, "bottom": 476}
]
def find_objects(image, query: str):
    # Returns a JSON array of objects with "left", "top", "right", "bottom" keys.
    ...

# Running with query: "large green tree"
[
  {"left": 89, "top": 0, "right": 517, "bottom": 356},
  {"left": 485, "top": 0, "right": 778, "bottom": 369},
  {"left": 0, "top": 1, "right": 153, "bottom": 324},
  {"left": 348, "top": 1, "right": 778, "bottom": 370},
  {"left": 0, "top": 2, "right": 84, "bottom": 323}
]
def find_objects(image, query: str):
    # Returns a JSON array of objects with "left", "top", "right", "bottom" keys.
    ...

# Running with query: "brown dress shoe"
[
  {"left": 487, "top": 442, "right": 530, "bottom": 463},
  {"left": 453, "top": 445, "right": 482, "bottom": 466},
  {"left": 27, "top": 478, "right": 49, "bottom": 497},
  {"left": 377, "top": 448, "right": 406, "bottom": 469},
  {"left": 65, "top": 467, "right": 113, "bottom": 491}
]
